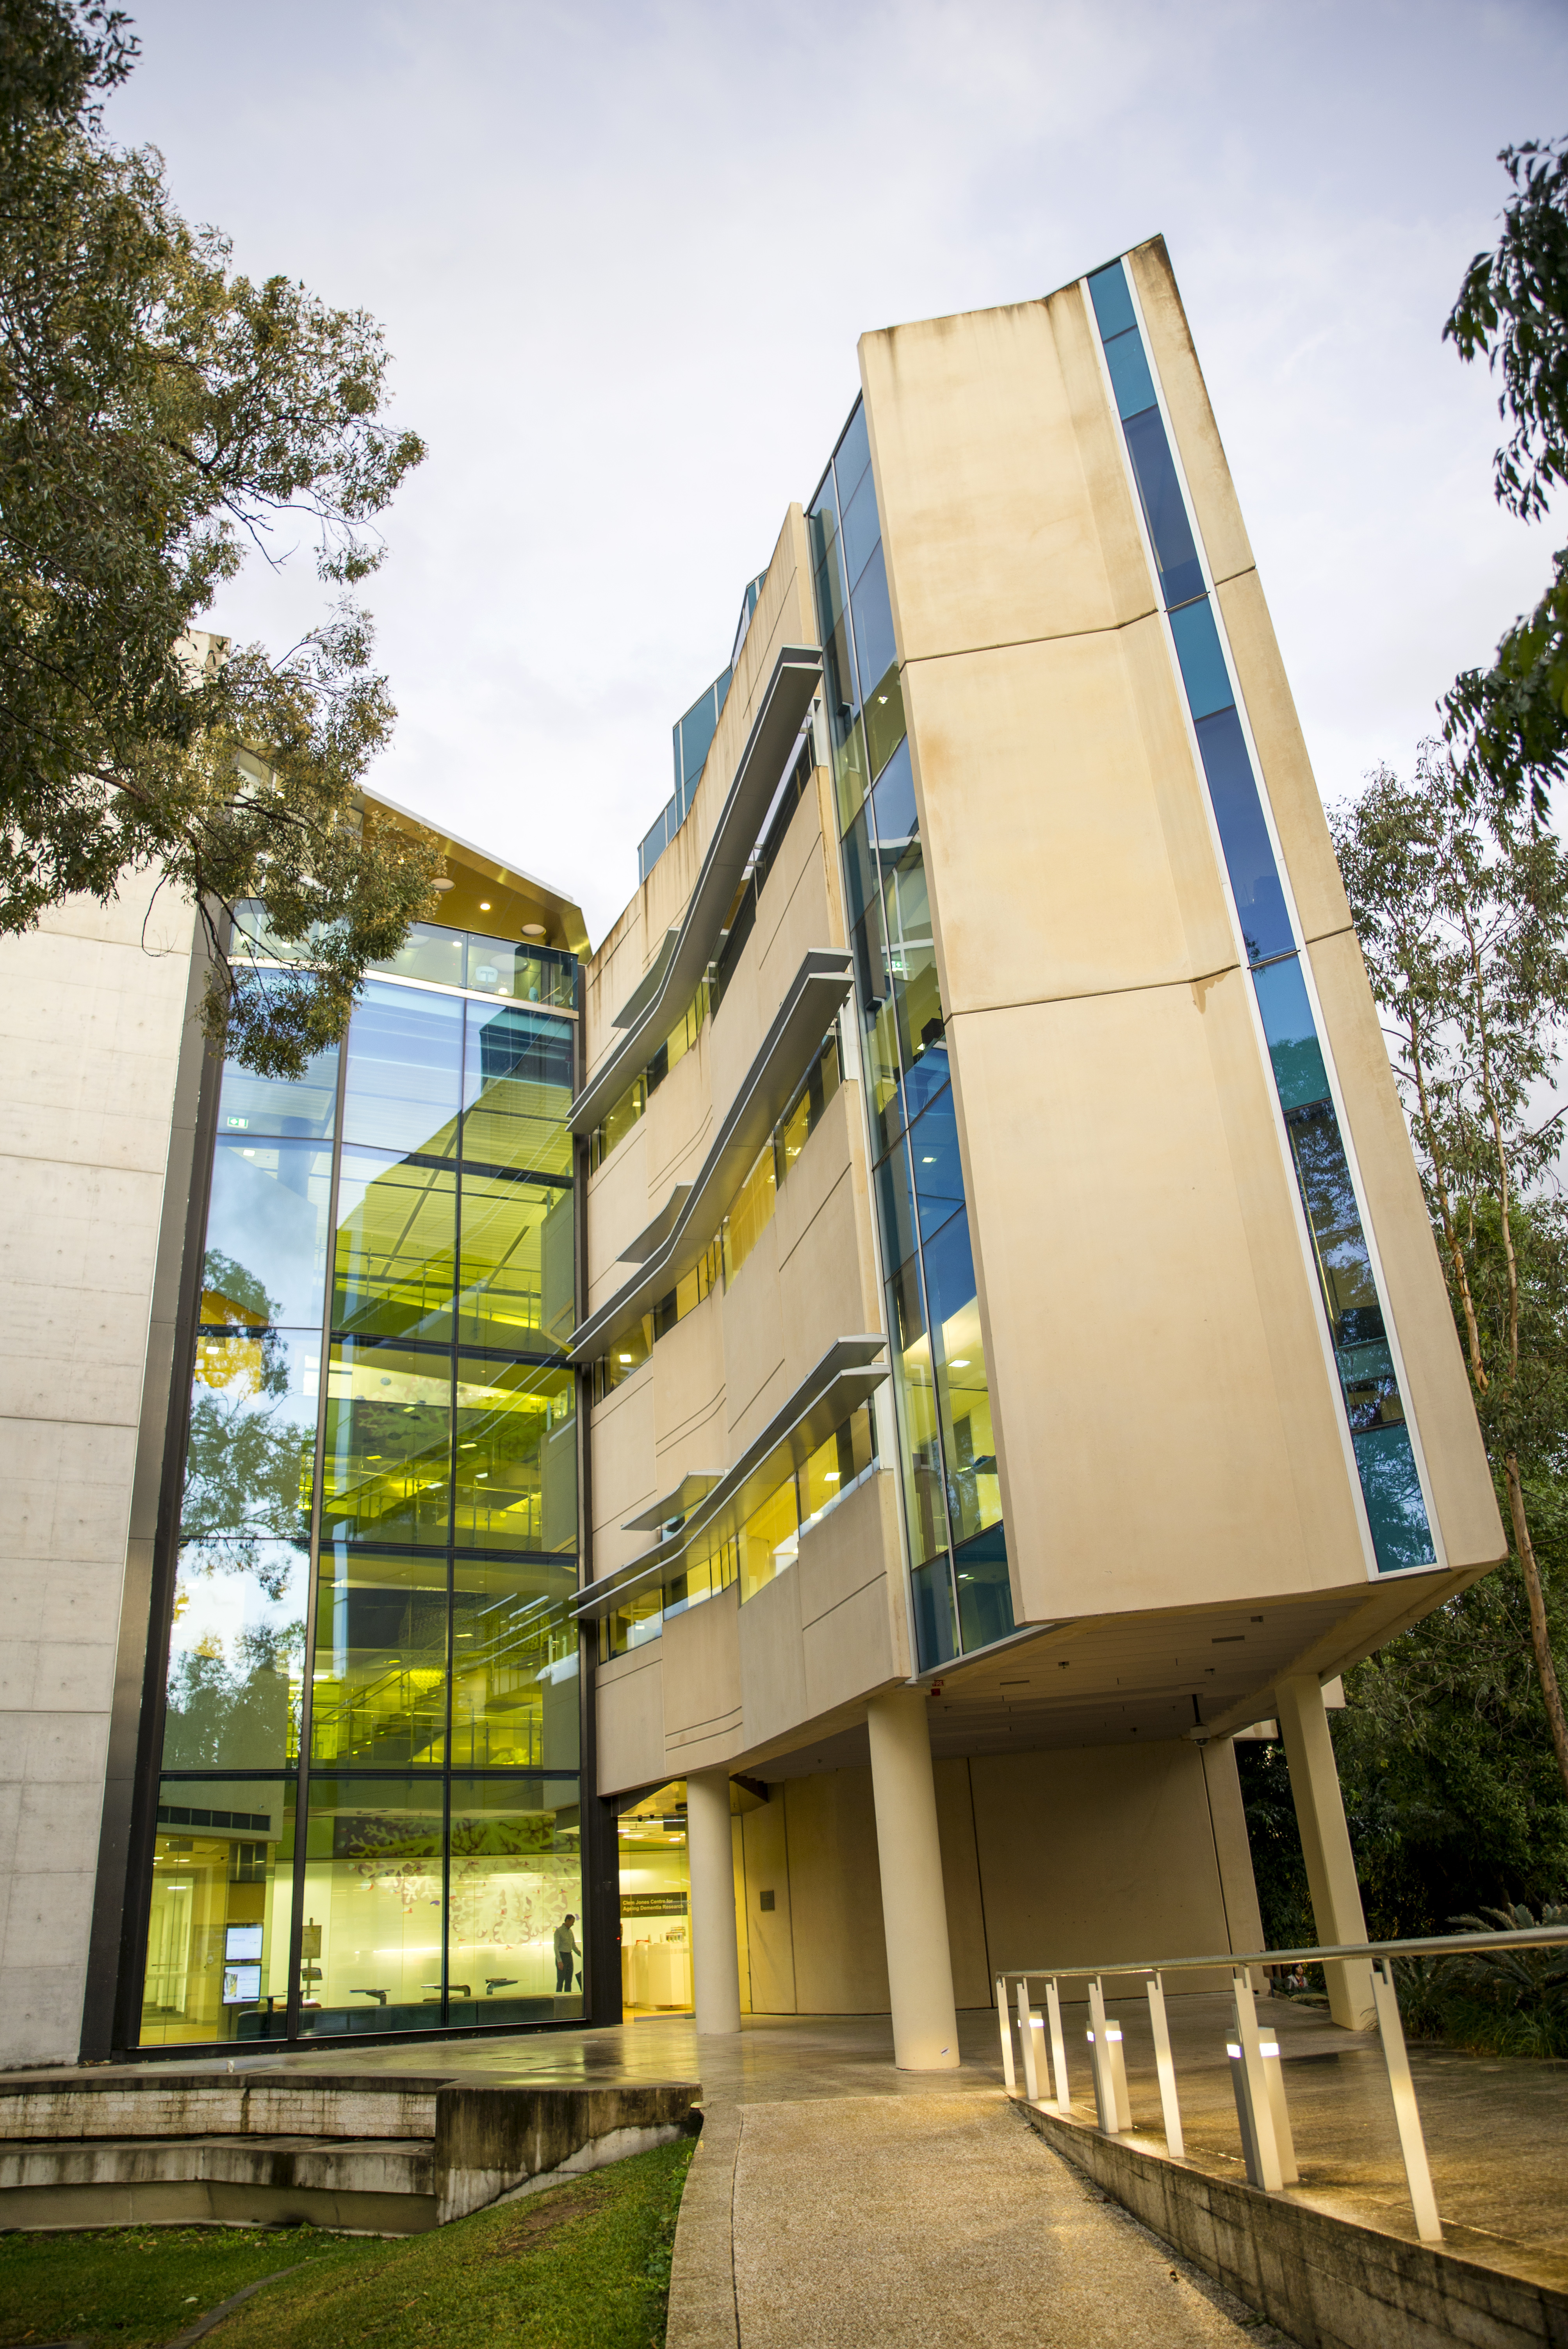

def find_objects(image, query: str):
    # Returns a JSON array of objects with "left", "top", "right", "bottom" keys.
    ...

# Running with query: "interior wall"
[{"left": 736, "top": 1738, "right": 1260, "bottom": 2015}]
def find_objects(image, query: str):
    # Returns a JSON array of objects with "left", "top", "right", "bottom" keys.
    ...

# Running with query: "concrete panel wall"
[
  {"left": 595, "top": 1645, "right": 665, "bottom": 1797},
  {"left": 732, "top": 1737, "right": 1254, "bottom": 2016},
  {"left": 0, "top": 886, "right": 196, "bottom": 2065},
  {"left": 860, "top": 256, "right": 1503, "bottom": 1635}
]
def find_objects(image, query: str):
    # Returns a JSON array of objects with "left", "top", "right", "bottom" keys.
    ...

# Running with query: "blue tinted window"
[
  {"left": 1194, "top": 709, "right": 1294, "bottom": 963},
  {"left": 1353, "top": 1424, "right": 1436, "bottom": 1572},
  {"left": 1123, "top": 408, "right": 1205, "bottom": 608},
  {"left": 953, "top": 1525, "right": 1014, "bottom": 1652},
  {"left": 843, "top": 806, "right": 878, "bottom": 929},
  {"left": 870, "top": 737, "right": 917, "bottom": 848},
  {"left": 905, "top": 1085, "right": 966, "bottom": 1241},
  {"left": 205, "top": 1139, "right": 332, "bottom": 1330},
  {"left": 344, "top": 983, "right": 463, "bottom": 1159},
  {"left": 912, "top": 1559, "right": 958, "bottom": 1669},
  {"left": 1169, "top": 598, "right": 1234, "bottom": 721},
  {"left": 875, "top": 1141, "right": 919, "bottom": 1276},
  {"left": 904, "top": 1029, "right": 949, "bottom": 1119},
  {"left": 218, "top": 1042, "right": 338, "bottom": 1142},
  {"left": 1088, "top": 262, "right": 1137, "bottom": 340},
  {"left": 840, "top": 470, "right": 882, "bottom": 595},
  {"left": 921, "top": 1204, "right": 978, "bottom": 1333},
  {"left": 834, "top": 403, "right": 871, "bottom": 508},
  {"left": 1251, "top": 957, "right": 1331, "bottom": 1111},
  {"left": 677, "top": 679, "right": 721, "bottom": 793},
  {"left": 1104, "top": 328, "right": 1157, "bottom": 421},
  {"left": 850, "top": 543, "right": 897, "bottom": 699}
]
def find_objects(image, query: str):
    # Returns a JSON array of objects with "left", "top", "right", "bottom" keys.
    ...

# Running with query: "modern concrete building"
[{"left": 0, "top": 237, "right": 1504, "bottom": 2070}]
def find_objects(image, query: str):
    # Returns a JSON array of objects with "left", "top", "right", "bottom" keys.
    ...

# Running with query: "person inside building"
[{"left": 554, "top": 1913, "right": 581, "bottom": 1994}]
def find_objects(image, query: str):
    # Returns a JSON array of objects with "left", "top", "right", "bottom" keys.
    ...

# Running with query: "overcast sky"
[{"left": 106, "top": 0, "right": 1566, "bottom": 947}]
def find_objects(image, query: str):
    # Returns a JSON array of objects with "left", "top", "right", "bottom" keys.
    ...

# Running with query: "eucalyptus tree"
[
  {"left": 0, "top": 0, "right": 438, "bottom": 1075},
  {"left": 1444, "top": 137, "right": 1568, "bottom": 819},
  {"left": 1333, "top": 749, "right": 1568, "bottom": 1802}
]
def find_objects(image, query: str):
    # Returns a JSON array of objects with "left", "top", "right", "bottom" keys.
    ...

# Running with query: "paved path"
[
  {"left": 26, "top": 1997, "right": 1568, "bottom": 2327},
  {"left": 672, "top": 2089, "right": 1292, "bottom": 2349}
]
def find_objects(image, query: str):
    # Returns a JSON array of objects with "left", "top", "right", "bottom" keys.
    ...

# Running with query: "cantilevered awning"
[
  {"left": 568, "top": 948, "right": 853, "bottom": 1365},
  {"left": 573, "top": 1336, "right": 888, "bottom": 1622},
  {"left": 570, "top": 643, "right": 823, "bottom": 1136}
]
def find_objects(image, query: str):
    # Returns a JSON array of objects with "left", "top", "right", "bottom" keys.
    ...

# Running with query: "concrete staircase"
[{"left": 0, "top": 2069, "right": 700, "bottom": 2234}]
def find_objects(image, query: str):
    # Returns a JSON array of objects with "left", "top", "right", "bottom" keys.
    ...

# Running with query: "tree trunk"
[{"left": 1504, "top": 1452, "right": 1568, "bottom": 1805}]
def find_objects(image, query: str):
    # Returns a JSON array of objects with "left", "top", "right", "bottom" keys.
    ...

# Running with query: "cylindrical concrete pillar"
[
  {"left": 1275, "top": 1673, "right": 1377, "bottom": 2031},
  {"left": 866, "top": 1687, "right": 959, "bottom": 2069},
  {"left": 686, "top": 1770, "right": 742, "bottom": 2035}
]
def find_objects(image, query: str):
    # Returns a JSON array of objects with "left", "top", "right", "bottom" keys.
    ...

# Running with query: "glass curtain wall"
[
  {"left": 140, "top": 938, "right": 584, "bottom": 2048},
  {"left": 1086, "top": 258, "right": 1434, "bottom": 1575},
  {"left": 809, "top": 405, "right": 1014, "bottom": 1669}
]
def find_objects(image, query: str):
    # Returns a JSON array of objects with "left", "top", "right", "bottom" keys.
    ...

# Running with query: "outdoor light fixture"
[
  {"left": 433, "top": 878, "right": 454, "bottom": 892},
  {"left": 479, "top": 901, "right": 491, "bottom": 911}
]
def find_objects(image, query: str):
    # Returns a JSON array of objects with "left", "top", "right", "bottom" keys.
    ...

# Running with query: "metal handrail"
[
  {"left": 999, "top": 1924, "right": 1568, "bottom": 1982},
  {"left": 994, "top": 1927, "right": 1568, "bottom": 2249}
]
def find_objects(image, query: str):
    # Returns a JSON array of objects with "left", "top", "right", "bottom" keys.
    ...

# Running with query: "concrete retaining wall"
[
  {"left": 0, "top": 2072, "right": 702, "bottom": 2233},
  {"left": 1019, "top": 2103, "right": 1568, "bottom": 2349}
]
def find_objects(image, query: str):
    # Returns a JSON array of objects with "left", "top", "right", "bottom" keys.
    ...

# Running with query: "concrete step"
[{"left": 0, "top": 2074, "right": 702, "bottom": 2233}]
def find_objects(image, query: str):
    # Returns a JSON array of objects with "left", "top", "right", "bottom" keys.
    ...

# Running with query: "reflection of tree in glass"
[
  {"left": 163, "top": 1618, "right": 303, "bottom": 1769},
  {"left": 1284, "top": 1107, "right": 1386, "bottom": 1346},
  {"left": 182, "top": 1251, "right": 310, "bottom": 1590}
]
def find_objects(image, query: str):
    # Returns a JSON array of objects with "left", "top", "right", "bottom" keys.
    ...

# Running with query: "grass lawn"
[{"left": 0, "top": 2138, "right": 695, "bottom": 2349}]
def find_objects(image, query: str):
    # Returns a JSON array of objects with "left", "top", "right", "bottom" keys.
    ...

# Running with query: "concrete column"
[
  {"left": 686, "top": 1770, "right": 742, "bottom": 2035},
  {"left": 1275, "top": 1673, "right": 1376, "bottom": 2031},
  {"left": 866, "top": 1688, "right": 959, "bottom": 2069}
]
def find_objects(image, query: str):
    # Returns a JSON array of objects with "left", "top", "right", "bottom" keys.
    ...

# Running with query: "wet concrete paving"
[{"left": 27, "top": 1993, "right": 1568, "bottom": 2293}]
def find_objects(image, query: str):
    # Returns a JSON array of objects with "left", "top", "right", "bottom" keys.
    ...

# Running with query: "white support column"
[
  {"left": 866, "top": 1688, "right": 959, "bottom": 2069},
  {"left": 686, "top": 1770, "right": 742, "bottom": 2035},
  {"left": 1275, "top": 1673, "right": 1377, "bottom": 2031}
]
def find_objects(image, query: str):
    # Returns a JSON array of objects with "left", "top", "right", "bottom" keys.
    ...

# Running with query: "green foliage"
[
  {"left": 0, "top": 2143, "right": 697, "bottom": 2349},
  {"left": 1397, "top": 1903, "right": 1568, "bottom": 2058},
  {"left": 0, "top": 1, "right": 438, "bottom": 1075},
  {"left": 1443, "top": 137, "right": 1568, "bottom": 819},
  {"left": 224, "top": 2140, "right": 697, "bottom": 2349},
  {"left": 0, "top": 2221, "right": 374, "bottom": 2349}
]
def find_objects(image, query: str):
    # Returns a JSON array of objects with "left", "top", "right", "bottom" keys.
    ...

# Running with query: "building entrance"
[{"left": 617, "top": 1782, "right": 692, "bottom": 2017}]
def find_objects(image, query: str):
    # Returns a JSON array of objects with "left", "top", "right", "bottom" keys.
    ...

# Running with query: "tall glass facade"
[
  {"left": 140, "top": 927, "right": 584, "bottom": 2046},
  {"left": 809, "top": 406, "right": 1014, "bottom": 1670},
  {"left": 1087, "top": 258, "right": 1435, "bottom": 1576}
]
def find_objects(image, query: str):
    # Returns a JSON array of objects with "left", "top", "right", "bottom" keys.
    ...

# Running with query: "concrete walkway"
[
  {"left": 674, "top": 2087, "right": 1292, "bottom": 2349},
  {"left": 25, "top": 1998, "right": 1568, "bottom": 2335}
]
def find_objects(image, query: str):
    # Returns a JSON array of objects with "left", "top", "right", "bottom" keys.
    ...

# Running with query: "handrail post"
[
  {"left": 1014, "top": 1978, "right": 1042, "bottom": 2103},
  {"left": 1229, "top": 1968, "right": 1283, "bottom": 2190},
  {"left": 1369, "top": 1955, "right": 1442, "bottom": 2244},
  {"left": 1086, "top": 1976, "right": 1130, "bottom": 2133},
  {"left": 1147, "top": 1970, "right": 1183, "bottom": 2158},
  {"left": 1044, "top": 1978, "right": 1071, "bottom": 2112},
  {"left": 995, "top": 1975, "right": 1016, "bottom": 2091}
]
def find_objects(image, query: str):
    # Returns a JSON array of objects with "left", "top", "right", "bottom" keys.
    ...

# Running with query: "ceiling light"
[
  {"left": 479, "top": 901, "right": 491, "bottom": 911},
  {"left": 433, "top": 878, "right": 455, "bottom": 892},
  {"left": 825, "top": 1471, "right": 840, "bottom": 1481},
  {"left": 522, "top": 923, "right": 546, "bottom": 939},
  {"left": 922, "top": 1154, "right": 935, "bottom": 1162},
  {"left": 619, "top": 1353, "right": 633, "bottom": 1365},
  {"left": 951, "top": 1358, "right": 970, "bottom": 1367}
]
